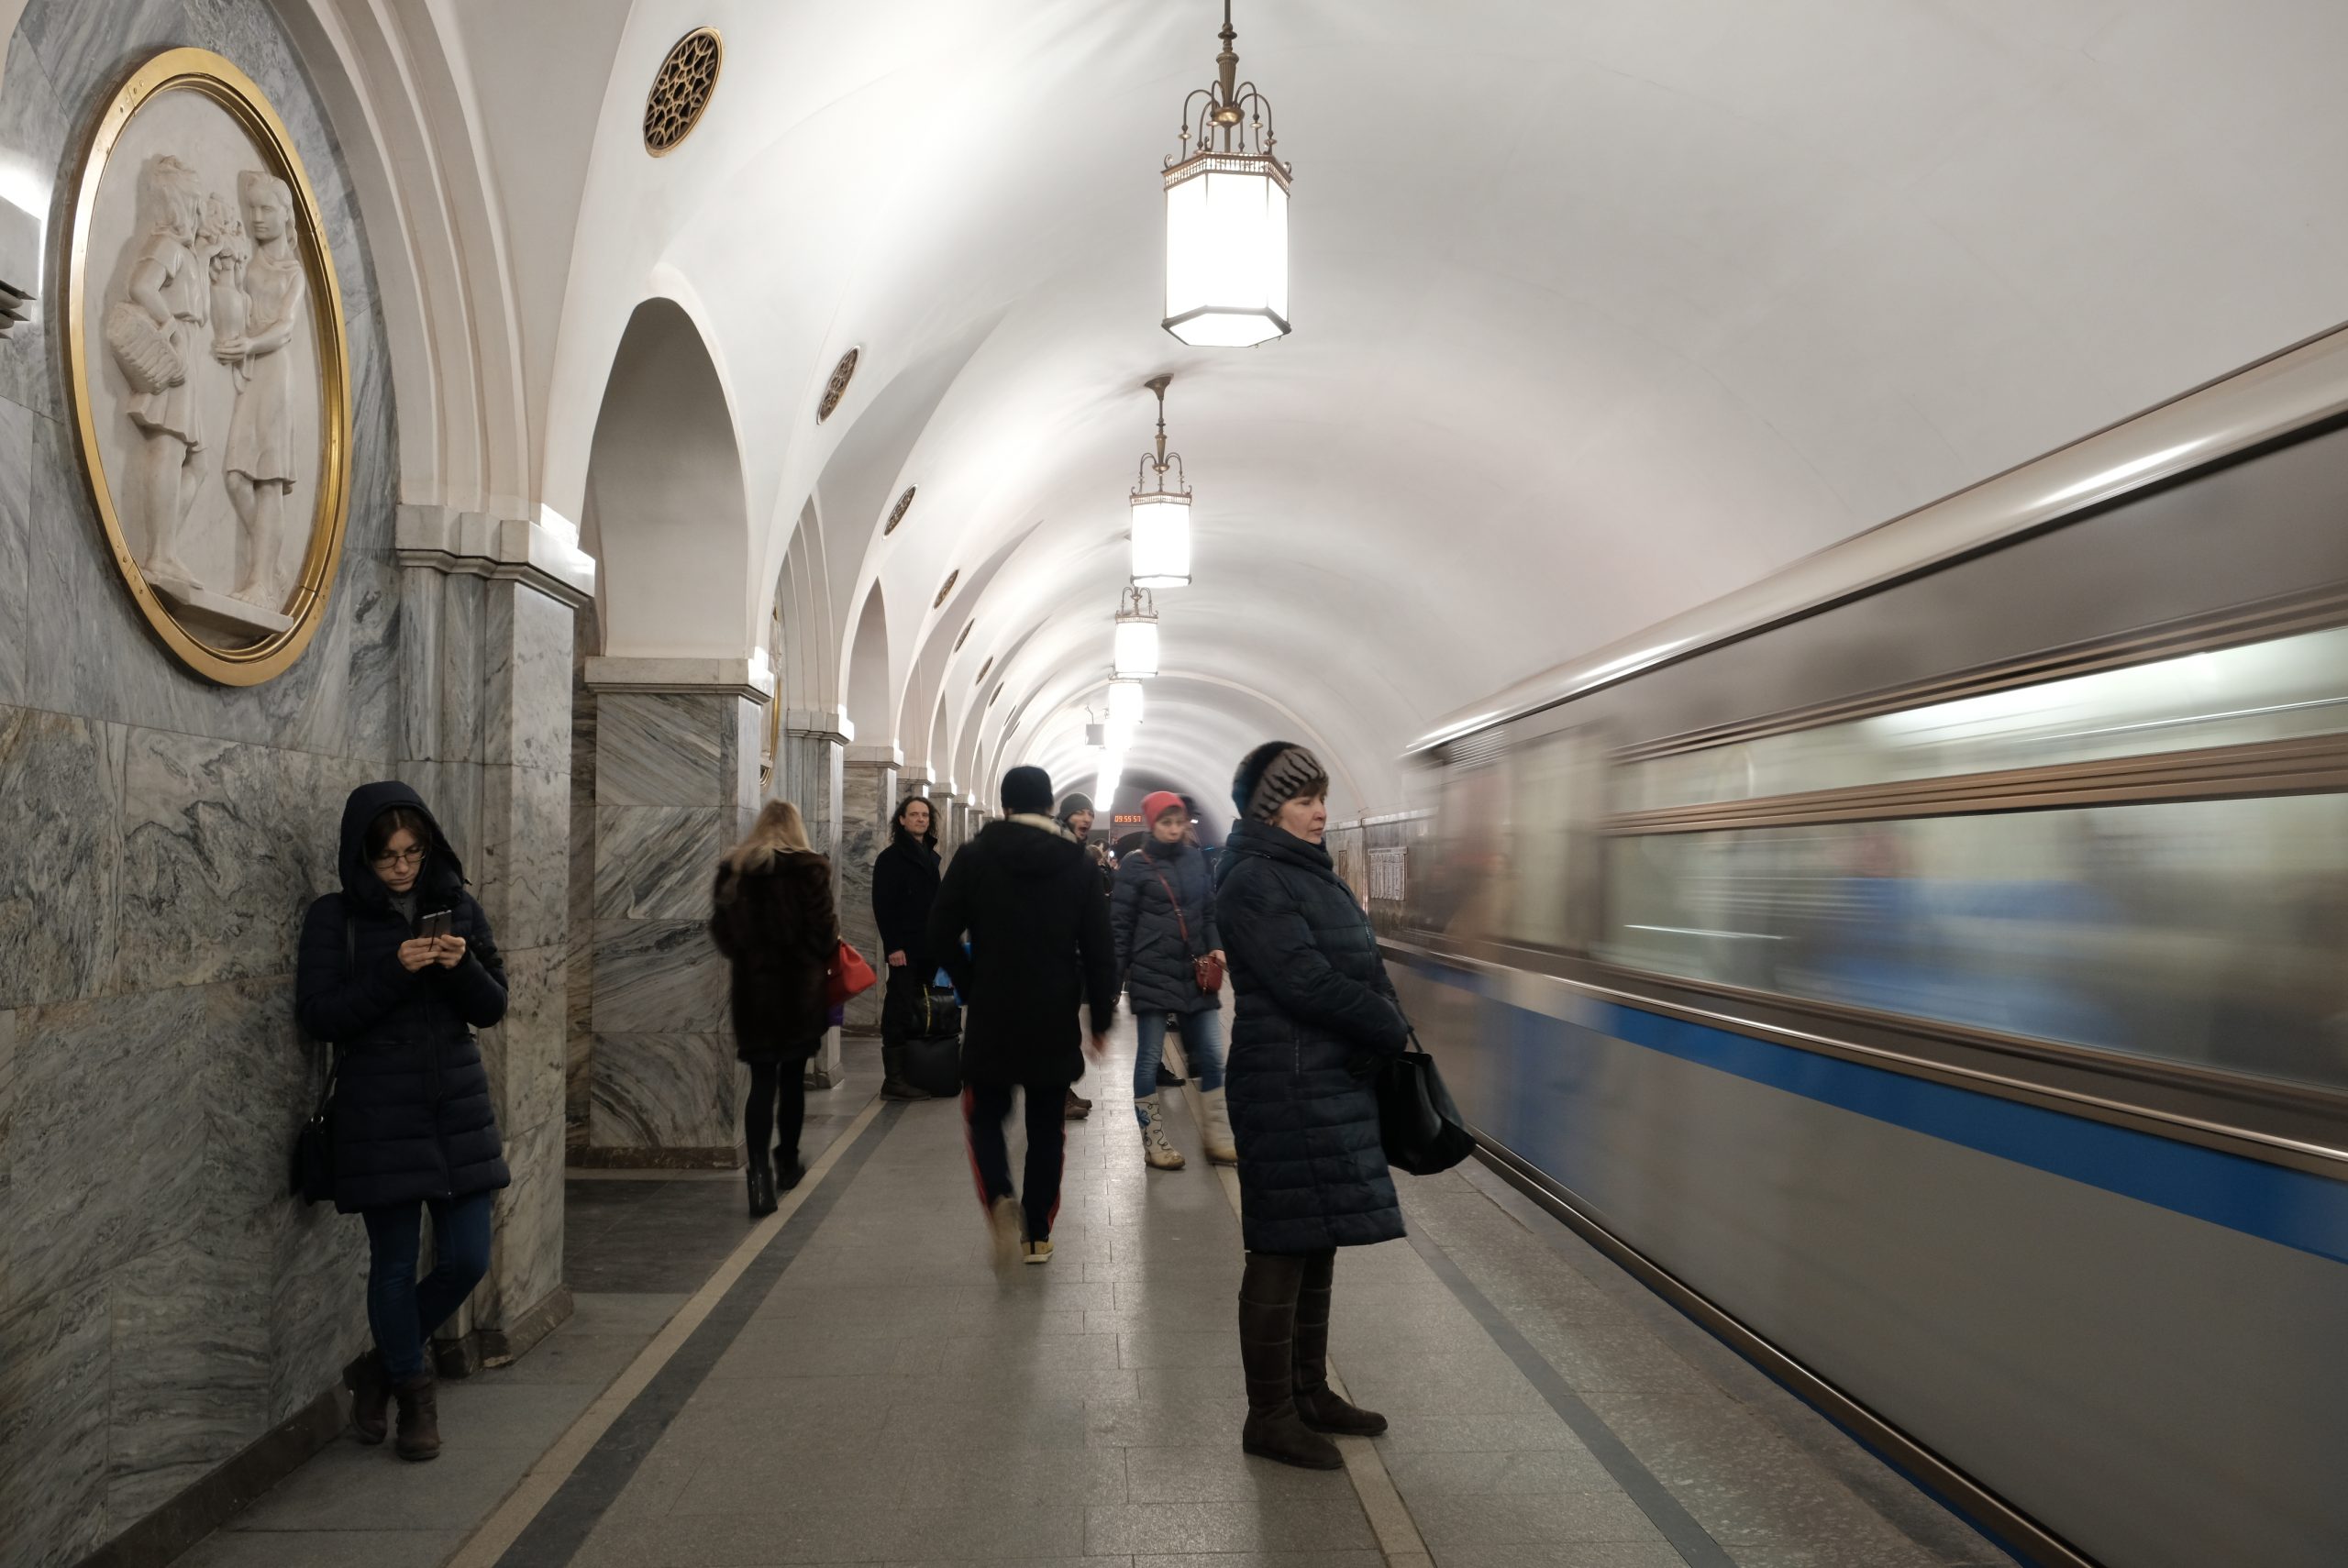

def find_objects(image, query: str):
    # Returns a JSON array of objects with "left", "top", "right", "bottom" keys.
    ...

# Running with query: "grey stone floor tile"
[
  {"left": 1723, "top": 1544, "right": 1967, "bottom": 1568},
  {"left": 227, "top": 1438, "right": 534, "bottom": 1531},
  {"left": 938, "top": 1330, "right": 1124, "bottom": 1369},
  {"left": 567, "top": 1288, "right": 692, "bottom": 1335},
  {"left": 1379, "top": 1444, "right": 1616, "bottom": 1496},
  {"left": 172, "top": 1528, "right": 466, "bottom": 1568},
  {"left": 1116, "top": 1328, "right": 1243, "bottom": 1368},
  {"left": 1122, "top": 1445, "right": 1360, "bottom": 1504},
  {"left": 1418, "top": 1545, "right": 1690, "bottom": 1568},
  {"left": 1409, "top": 1489, "right": 1670, "bottom": 1548},
  {"left": 716, "top": 1331, "right": 945, "bottom": 1378},
  {"left": 1365, "top": 1410, "right": 1584, "bottom": 1452},
  {"left": 1086, "top": 1497, "right": 1379, "bottom": 1555},
  {"left": 1129, "top": 1555, "right": 1386, "bottom": 1568},
  {"left": 478, "top": 1329, "right": 658, "bottom": 1386},
  {"left": 1085, "top": 1397, "right": 1252, "bottom": 1449}
]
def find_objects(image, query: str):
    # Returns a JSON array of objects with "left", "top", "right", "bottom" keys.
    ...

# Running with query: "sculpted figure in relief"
[
  {"left": 214, "top": 171, "right": 305, "bottom": 606},
  {"left": 109, "top": 154, "right": 212, "bottom": 585}
]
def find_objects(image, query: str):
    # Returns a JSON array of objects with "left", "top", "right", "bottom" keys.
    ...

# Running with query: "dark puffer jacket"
[
  {"left": 295, "top": 781, "right": 511, "bottom": 1215},
  {"left": 1112, "top": 838, "right": 1222, "bottom": 1014},
  {"left": 871, "top": 830, "right": 942, "bottom": 974},
  {"left": 711, "top": 849, "right": 836, "bottom": 1063},
  {"left": 926, "top": 814, "right": 1118, "bottom": 1089},
  {"left": 1215, "top": 818, "right": 1410, "bottom": 1253}
]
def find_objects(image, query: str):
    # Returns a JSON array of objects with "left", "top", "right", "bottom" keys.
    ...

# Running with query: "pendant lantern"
[
  {"left": 1130, "top": 375, "right": 1193, "bottom": 588},
  {"left": 1113, "top": 585, "right": 1160, "bottom": 679},
  {"left": 1162, "top": 0, "right": 1291, "bottom": 348}
]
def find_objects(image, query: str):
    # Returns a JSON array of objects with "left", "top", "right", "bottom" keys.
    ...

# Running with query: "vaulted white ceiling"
[{"left": 491, "top": 0, "right": 2348, "bottom": 815}]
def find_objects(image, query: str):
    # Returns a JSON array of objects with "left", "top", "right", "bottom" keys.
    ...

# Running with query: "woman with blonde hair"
[{"left": 710, "top": 799, "right": 836, "bottom": 1217}]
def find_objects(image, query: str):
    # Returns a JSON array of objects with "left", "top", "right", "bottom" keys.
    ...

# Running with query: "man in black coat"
[{"left": 926, "top": 766, "right": 1118, "bottom": 1265}]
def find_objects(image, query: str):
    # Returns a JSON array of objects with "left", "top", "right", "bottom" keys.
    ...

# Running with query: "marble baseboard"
[
  {"left": 587, "top": 1032, "right": 737, "bottom": 1152},
  {"left": 477, "top": 761, "right": 569, "bottom": 950},
  {"left": 4, "top": 985, "right": 210, "bottom": 1315},
  {"left": 0, "top": 1277, "right": 111, "bottom": 1568},
  {"left": 594, "top": 804, "right": 723, "bottom": 922},
  {"left": 0, "top": 704, "right": 125, "bottom": 1011},
  {"left": 481, "top": 943, "right": 566, "bottom": 1136},
  {"left": 105, "top": 1217, "right": 273, "bottom": 1527},
  {"left": 486, "top": 584, "right": 573, "bottom": 771},
  {"left": 597, "top": 691, "right": 730, "bottom": 808},
  {"left": 590, "top": 918, "right": 726, "bottom": 1034}
]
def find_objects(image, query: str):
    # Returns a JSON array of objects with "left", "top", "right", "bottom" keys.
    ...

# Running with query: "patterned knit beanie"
[{"left": 1231, "top": 741, "right": 1328, "bottom": 823}]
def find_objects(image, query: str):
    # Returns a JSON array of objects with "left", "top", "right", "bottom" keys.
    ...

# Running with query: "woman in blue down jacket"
[
  {"left": 1113, "top": 790, "right": 1231, "bottom": 1171},
  {"left": 295, "top": 780, "right": 510, "bottom": 1465},
  {"left": 1214, "top": 742, "right": 1407, "bottom": 1471}
]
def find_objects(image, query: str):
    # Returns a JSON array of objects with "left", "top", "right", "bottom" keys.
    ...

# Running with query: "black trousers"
[
  {"left": 962, "top": 1083, "right": 1065, "bottom": 1242},
  {"left": 746, "top": 1057, "right": 808, "bottom": 1171}
]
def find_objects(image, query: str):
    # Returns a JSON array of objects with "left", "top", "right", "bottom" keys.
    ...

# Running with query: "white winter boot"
[
  {"left": 1136, "top": 1094, "right": 1187, "bottom": 1170},
  {"left": 1201, "top": 1087, "right": 1239, "bottom": 1166}
]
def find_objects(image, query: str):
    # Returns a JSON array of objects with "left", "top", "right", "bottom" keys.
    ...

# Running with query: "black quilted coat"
[
  {"left": 1214, "top": 819, "right": 1410, "bottom": 1253},
  {"left": 710, "top": 850, "right": 836, "bottom": 1063},
  {"left": 1112, "top": 839, "right": 1222, "bottom": 1015},
  {"left": 294, "top": 781, "right": 511, "bottom": 1215}
]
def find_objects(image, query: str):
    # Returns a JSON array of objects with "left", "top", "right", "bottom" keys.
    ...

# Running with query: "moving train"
[{"left": 1365, "top": 326, "right": 2348, "bottom": 1568}]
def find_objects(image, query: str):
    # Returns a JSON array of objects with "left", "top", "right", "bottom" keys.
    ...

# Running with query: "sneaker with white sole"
[
  {"left": 987, "top": 1194, "right": 1024, "bottom": 1268},
  {"left": 1023, "top": 1238, "right": 1053, "bottom": 1265}
]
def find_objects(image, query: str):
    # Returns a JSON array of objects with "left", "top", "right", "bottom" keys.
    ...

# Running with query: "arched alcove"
[{"left": 844, "top": 584, "right": 892, "bottom": 746}]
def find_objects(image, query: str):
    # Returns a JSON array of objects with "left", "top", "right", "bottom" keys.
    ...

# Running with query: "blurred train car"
[{"left": 1374, "top": 327, "right": 2348, "bottom": 1568}]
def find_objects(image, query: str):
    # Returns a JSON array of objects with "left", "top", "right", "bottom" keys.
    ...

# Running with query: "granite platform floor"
[{"left": 169, "top": 1021, "right": 2012, "bottom": 1568}]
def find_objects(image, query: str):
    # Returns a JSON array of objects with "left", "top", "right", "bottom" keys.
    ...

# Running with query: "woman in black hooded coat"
[
  {"left": 295, "top": 780, "right": 510, "bottom": 1463},
  {"left": 871, "top": 794, "right": 944, "bottom": 1099},
  {"left": 1214, "top": 742, "right": 1408, "bottom": 1472}
]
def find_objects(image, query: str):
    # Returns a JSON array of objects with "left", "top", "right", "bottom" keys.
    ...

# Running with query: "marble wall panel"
[
  {"left": 400, "top": 564, "right": 443, "bottom": 763},
  {"left": 837, "top": 762, "right": 895, "bottom": 1031},
  {"left": 587, "top": 1032, "right": 737, "bottom": 1152},
  {"left": 481, "top": 942, "right": 566, "bottom": 1138},
  {"left": 18, "top": 0, "right": 186, "bottom": 94},
  {"left": 0, "top": 396, "right": 31, "bottom": 709},
  {"left": 438, "top": 571, "right": 484, "bottom": 762},
  {"left": 488, "top": 1111, "right": 566, "bottom": 1323},
  {"left": 0, "top": 705, "right": 124, "bottom": 1011},
  {"left": 597, "top": 692, "right": 726, "bottom": 807},
  {"left": 0, "top": 1278, "right": 111, "bottom": 1568},
  {"left": 116, "top": 730, "right": 332, "bottom": 993},
  {"left": 591, "top": 918, "right": 726, "bottom": 1034},
  {"left": 105, "top": 1216, "right": 272, "bottom": 1525},
  {"left": 391, "top": 756, "right": 483, "bottom": 878},
  {"left": 594, "top": 805, "right": 723, "bottom": 922},
  {"left": 262, "top": 1189, "right": 370, "bottom": 1427},
  {"left": 195, "top": 977, "right": 305, "bottom": 1224},
  {"left": 732, "top": 696, "right": 764, "bottom": 820},
  {"left": 476, "top": 761, "right": 568, "bottom": 950},
  {"left": 486, "top": 585, "right": 573, "bottom": 771},
  {"left": 4, "top": 986, "right": 208, "bottom": 1316},
  {"left": 0, "top": 1009, "right": 15, "bottom": 1199},
  {"left": 565, "top": 801, "right": 595, "bottom": 1154}
]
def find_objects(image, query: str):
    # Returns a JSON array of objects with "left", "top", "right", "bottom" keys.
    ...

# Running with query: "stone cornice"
[
  {"left": 395, "top": 504, "right": 597, "bottom": 608},
  {"left": 583, "top": 656, "right": 774, "bottom": 703}
]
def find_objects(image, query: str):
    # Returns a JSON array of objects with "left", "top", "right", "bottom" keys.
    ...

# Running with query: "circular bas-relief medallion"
[{"left": 63, "top": 48, "right": 351, "bottom": 686}]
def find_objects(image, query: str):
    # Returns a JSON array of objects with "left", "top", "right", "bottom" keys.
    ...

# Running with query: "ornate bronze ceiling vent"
[
  {"left": 643, "top": 28, "right": 721, "bottom": 155},
  {"left": 973, "top": 656, "right": 993, "bottom": 687},
  {"left": 933, "top": 569, "right": 958, "bottom": 608},
  {"left": 817, "top": 348, "right": 858, "bottom": 422},
  {"left": 885, "top": 486, "right": 915, "bottom": 535},
  {"left": 955, "top": 619, "right": 974, "bottom": 650}
]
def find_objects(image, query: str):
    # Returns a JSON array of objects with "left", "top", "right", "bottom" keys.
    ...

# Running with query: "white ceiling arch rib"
[{"left": 496, "top": 0, "right": 2348, "bottom": 816}]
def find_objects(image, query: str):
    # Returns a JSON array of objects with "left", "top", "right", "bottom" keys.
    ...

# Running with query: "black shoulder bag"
[
  {"left": 1376, "top": 1029, "right": 1476, "bottom": 1176},
  {"left": 289, "top": 909, "right": 353, "bottom": 1204}
]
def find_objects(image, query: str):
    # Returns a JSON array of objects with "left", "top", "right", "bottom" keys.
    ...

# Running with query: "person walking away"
[
  {"left": 873, "top": 794, "right": 946, "bottom": 1100},
  {"left": 296, "top": 781, "right": 510, "bottom": 1463},
  {"left": 1215, "top": 743, "right": 1406, "bottom": 1468},
  {"left": 928, "top": 766, "right": 1117, "bottom": 1265},
  {"left": 1114, "top": 790, "right": 1233, "bottom": 1170},
  {"left": 711, "top": 801, "right": 837, "bottom": 1217}
]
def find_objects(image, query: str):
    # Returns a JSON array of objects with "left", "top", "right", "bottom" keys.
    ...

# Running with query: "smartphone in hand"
[{"left": 416, "top": 909, "right": 454, "bottom": 942}]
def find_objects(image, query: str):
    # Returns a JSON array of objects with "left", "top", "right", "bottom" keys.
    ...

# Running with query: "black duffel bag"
[
  {"left": 1376, "top": 1032, "right": 1475, "bottom": 1176},
  {"left": 900, "top": 980, "right": 963, "bottom": 1098}
]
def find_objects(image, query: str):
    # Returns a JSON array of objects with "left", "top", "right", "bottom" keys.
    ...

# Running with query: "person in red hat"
[{"left": 1111, "top": 790, "right": 1233, "bottom": 1169}]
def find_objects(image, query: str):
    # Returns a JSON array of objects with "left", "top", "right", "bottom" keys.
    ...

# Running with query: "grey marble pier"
[{"left": 836, "top": 754, "right": 898, "bottom": 1033}]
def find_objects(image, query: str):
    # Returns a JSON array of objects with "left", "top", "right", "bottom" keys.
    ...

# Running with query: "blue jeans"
[
  {"left": 361, "top": 1190, "right": 494, "bottom": 1381},
  {"left": 1134, "top": 1007, "right": 1224, "bottom": 1121}
]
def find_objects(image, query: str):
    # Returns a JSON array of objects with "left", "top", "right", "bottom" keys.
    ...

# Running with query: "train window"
[
  {"left": 1623, "top": 623, "right": 2348, "bottom": 812},
  {"left": 1408, "top": 761, "right": 1510, "bottom": 941},
  {"left": 1501, "top": 728, "right": 1605, "bottom": 952},
  {"left": 1602, "top": 792, "right": 2348, "bottom": 1092}
]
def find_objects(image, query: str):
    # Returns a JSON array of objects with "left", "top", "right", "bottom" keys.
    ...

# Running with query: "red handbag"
[{"left": 825, "top": 939, "right": 878, "bottom": 1006}]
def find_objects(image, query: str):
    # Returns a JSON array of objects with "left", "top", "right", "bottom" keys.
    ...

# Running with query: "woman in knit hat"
[
  {"left": 1214, "top": 742, "right": 1407, "bottom": 1470},
  {"left": 1111, "top": 790, "right": 1231, "bottom": 1170}
]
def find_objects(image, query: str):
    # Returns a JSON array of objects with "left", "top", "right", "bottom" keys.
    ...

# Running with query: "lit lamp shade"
[
  {"left": 1130, "top": 491, "right": 1192, "bottom": 588},
  {"left": 1163, "top": 154, "right": 1290, "bottom": 348},
  {"left": 1094, "top": 755, "right": 1125, "bottom": 812},
  {"left": 1113, "top": 615, "right": 1160, "bottom": 679},
  {"left": 1107, "top": 677, "right": 1145, "bottom": 730}
]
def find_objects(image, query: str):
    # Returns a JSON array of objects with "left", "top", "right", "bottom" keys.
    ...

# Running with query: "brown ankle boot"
[
  {"left": 1238, "top": 1253, "right": 1342, "bottom": 1471},
  {"left": 392, "top": 1372, "right": 440, "bottom": 1462},
  {"left": 349, "top": 1350, "right": 389, "bottom": 1445},
  {"left": 1292, "top": 1250, "right": 1387, "bottom": 1436}
]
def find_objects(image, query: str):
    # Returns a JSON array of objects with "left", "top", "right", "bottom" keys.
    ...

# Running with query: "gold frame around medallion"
[{"left": 62, "top": 48, "right": 351, "bottom": 687}]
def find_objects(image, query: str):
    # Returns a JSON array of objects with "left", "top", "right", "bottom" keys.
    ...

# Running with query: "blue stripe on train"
[{"left": 1392, "top": 952, "right": 2348, "bottom": 1267}]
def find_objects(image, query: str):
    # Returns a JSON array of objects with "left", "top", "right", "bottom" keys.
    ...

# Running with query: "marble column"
[
  {"left": 582, "top": 658, "right": 768, "bottom": 1165},
  {"left": 775, "top": 717, "right": 847, "bottom": 1085},
  {"left": 394, "top": 506, "right": 593, "bottom": 1366},
  {"left": 838, "top": 747, "right": 899, "bottom": 1033}
]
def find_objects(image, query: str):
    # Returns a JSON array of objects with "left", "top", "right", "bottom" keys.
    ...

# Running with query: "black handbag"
[
  {"left": 1376, "top": 1032, "right": 1476, "bottom": 1176},
  {"left": 289, "top": 908, "right": 352, "bottom": 1204}
]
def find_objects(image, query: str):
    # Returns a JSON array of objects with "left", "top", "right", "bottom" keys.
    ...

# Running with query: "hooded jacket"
[
  {"left": 925, "top": 813, "right": 1118, "bottom": 1088},
  {"left": 1112, "top": 837, "right": 1223, "bottom": 1014},
  {"left": 294, "top": 780, "right": 510, "bottom": 1214},
  {"left": 1214, "top": 817, "right": 1409, "bottom": 1253},
  {"left": 711, "top": 848, "right": 836, "bottom": 1062}
]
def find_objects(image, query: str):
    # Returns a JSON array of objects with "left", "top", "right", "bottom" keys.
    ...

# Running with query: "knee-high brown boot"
[
  {"left": 1238, "top": 1252, "right": 1342, "bottom": 1470},
  {"left": 1290, "top": 1249, "right": 1387, "bottom": 1436}
]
